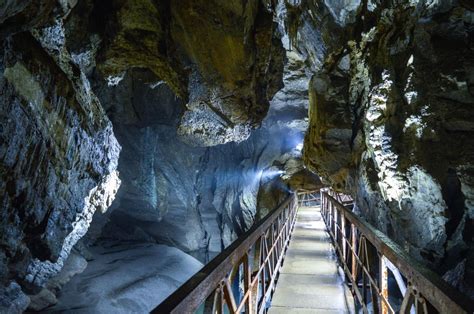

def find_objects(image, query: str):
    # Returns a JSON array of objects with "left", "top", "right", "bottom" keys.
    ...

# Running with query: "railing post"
[
  {"left": 342, "top": 212, "right": 346, "bottom": 262},
  {"left": 333, "top": 201, "right": 337, "bottom": 242},
  {"left": 216, "top": 284, "right": 223, "bottom": 314},
  {"left": 351, "top": 223, "right": 357, "bottom": 286},
  {"left": 261, "top": 233, "right": 267, "bottom": 301},
  {"left": 328, "top": 199, "right": 333, "bottom": 232},
  {"left": 243, "top": 253, "right": 252, "bottom": 313},
  {"left": 380, "top": 255, "right": 389, "bottom": 314}
]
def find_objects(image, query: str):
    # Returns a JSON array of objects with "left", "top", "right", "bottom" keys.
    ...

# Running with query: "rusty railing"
[
  {"left": 297, "top": 190, "right": 320, "bottom": 207},
  {"left": 320, "top": 188, "right": 474, "bottom": 314},
  {"left": 152, "top": 194, "right": 298, "bottom": 313}
]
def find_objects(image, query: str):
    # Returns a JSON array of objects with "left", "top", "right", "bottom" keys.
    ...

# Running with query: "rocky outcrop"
[
  {"left": 0, "top": 5, "right": 120, "bottom": 312},
  {"left": 301, "top": 0, "right": 474, "bottom": 296},
  {"left": 64, "top": 0, "right": 285, "bottom": 147},
  {"left": 172, "top": 0, "right": 285, "bottom": 146}
]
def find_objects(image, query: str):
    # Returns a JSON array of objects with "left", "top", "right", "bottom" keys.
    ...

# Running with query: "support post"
[
  {"left": 351, "top": 224, "right": 357, "bottom": 285},
  {"left": 380, "top": 255, "right": 389, "bottom": 314}
]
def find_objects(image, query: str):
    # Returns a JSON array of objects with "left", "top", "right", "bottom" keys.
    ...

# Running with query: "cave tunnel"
[{"left": 1, "top": 0, "right": 474, "bottom": 313}]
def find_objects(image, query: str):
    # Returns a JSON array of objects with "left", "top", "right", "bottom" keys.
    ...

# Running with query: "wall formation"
[
  {"left": 301, "top": 0, "right": 474, "bottom": 297},
  {"left": 1, "top": 0, "right": 473, "bottom": 311}
]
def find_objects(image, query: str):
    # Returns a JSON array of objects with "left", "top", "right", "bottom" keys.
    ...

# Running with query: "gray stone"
[
  {"left": 28, "top": 288, "right": 57, "bottom": 311},
  {"left": 0, "top": 282, "right": 30, "bottom": 314}
]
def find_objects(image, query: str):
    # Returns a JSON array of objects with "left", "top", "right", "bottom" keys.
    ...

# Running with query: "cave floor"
[{"left": 269, "top": 206, "right": 354, "bottom": 313}]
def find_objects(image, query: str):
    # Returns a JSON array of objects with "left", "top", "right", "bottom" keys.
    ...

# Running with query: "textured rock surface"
[
  {"left": 65, "top": 0, "right": 285, "bottom": 147},
  {"left": 172, "top": 0, "right": 285, "bottom": 146},
  {"left": 90, "top": 67, "right": 310, "bottom": 259},
  {"left": 0, "top": 282, "right": 29, "bottom": 313},
  {"left": 0, "top": 1, "right": 314, "bottom": 309},
  {"left": 5, "top": 0, "right": 472, "bottom": 310},
  {"left": 0, "top": 29, "right": 120, "bottom": 274},
  {"left": 0, "top": 2, "right": 120, "bottom": 310},
  {"left": 0, "top": 1, "right": 327, "bottom": 310},
  {"left": 301, "top": 0, "right": 474, "bottom": 296}
]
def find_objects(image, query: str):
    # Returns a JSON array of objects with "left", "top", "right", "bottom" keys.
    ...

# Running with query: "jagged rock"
[
  {"left": 46, "top": 252, "right": 88, "bottom": 293},
  {"left": 0, "top": 0, "right": 57, "bottom": 38},
  {"left": 301, "top": 0, "right": 474, "bottom": 291},
  {"left": 0, "top": 282, "right": 29, "bottom": 313},
  {"left": 63, "top": 0, "right": 285, "bottom": 147},
  {"left": 28, "top": 288, "right": 57, "bottom": 311},
  {"left": 172, "top": 0, "right": 285, "bottom": 146},
  {"left": 95, "top": 0, "right": 187, "bottom": 98},
  {"left": 0, "top": 5, "right": 120, "bottom": 304}
]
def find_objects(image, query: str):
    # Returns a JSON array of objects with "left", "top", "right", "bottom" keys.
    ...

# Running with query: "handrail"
[
  {"left": 320, "top": 189, "right": 474, "bottom": 313},
  {"left": 152, "top": 193, "right": 298, "bottom": 313}
]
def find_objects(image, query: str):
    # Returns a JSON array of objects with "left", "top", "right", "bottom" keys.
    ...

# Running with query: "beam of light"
[
  {"left": 260, "top": 169, "right": 285, "bottom": 180},
  {"left": 252, "top": 169, "right": 264, "bottom": 185}
]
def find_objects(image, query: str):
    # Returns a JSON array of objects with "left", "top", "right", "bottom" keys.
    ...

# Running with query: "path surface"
[{"left": 269, "top": 206, "right": 354, "bottom": 313}]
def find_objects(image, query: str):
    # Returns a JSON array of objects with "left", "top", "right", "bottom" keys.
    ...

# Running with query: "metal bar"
[
  {"left": 321, "top": 190, "right": 474, "bottom": 314},
  {"left": 223, "top": 279, "right": 237, "bottom": 312},
  {"left": 216, "top": 285, "right": 223, "bottom": 314},
  {"left": 323, "top": 202, "right": 369, "bottom": 313},
  {"left": 380, "top": 255, "right": 389, "bottom": 314},
  {"left": 242, "top": 253, "right": 252, "bottom": 313},
  {"left": 342, "top": 212, "right": 347, "bottom": 263}
]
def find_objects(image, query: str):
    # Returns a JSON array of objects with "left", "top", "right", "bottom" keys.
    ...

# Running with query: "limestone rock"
[
  {"left": 301, "top": 0, "right": 474, "bottom": 292},
  {"left": 28, "top": 288, "right": 57, "bottom": 311},
  {"left": 0, "top": 282, "right": 30, "bottom": 314},
  {"left": 172, "top": 0, "right": 285, "bottom": 146},
  {"left": 0, "top": 3, "right": 120, "bottom": 301}
]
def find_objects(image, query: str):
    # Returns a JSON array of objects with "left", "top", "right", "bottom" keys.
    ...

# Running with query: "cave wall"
[
  {"left": 66, "top": 0, "right": 285, "bottom": 147},
  {"left": 64, "top": 0, "right": 311, "bottom": 265},
  {"left": 1, "top": 0, "right": 313, "bottom": 311},
  {"left": 8, "top": 0, "right": 473, "bottom": 310},
  {"left": 0, "top": 3, "right": 120, "bottom": 311},
  {"left": 301, "top": 0, "right": 474, "bottom": 296},
  {"left": 91, "top": 67, "right": 307, "bottom": 260}
]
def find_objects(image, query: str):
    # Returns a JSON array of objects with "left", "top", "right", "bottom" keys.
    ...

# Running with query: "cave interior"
[{"left": 0, "top": 0, "right": 473, "bottom": 312}]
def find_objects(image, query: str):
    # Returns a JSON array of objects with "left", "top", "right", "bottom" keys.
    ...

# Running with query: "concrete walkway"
[{"left": 269, "top": 206, "right": 354, "bottom": 313}]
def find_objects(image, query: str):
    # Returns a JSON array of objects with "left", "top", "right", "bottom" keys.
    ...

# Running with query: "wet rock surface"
[{"left": 301, "top": 0, "right": 474, "bottom": 296}]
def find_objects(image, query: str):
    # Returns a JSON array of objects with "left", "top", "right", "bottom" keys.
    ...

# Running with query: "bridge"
[{"left": 153, "top": 189, "right": 474, "bottom": 313}]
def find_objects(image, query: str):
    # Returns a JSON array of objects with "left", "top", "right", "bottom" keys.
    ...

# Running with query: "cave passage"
[{"left": 1, "top": 0, "right": 474, "bottom": 313}]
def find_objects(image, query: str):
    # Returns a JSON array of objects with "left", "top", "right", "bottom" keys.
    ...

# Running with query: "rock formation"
[
  {"left": 301, "top": 0, "right": 474, "bottom": 297},
  {"left": 1, "top": 4, "right": 121, "bottom": 311},
  {"left": 0, "top": 0, "right": 312, "bottom": 311},
  {"left": 1, "top": 0, "right": 473, "bottom": 311}
]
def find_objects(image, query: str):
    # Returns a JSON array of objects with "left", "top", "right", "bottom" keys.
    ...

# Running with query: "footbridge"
[{"left": 153, "top": 189, "right": 474, "bottom": 313}]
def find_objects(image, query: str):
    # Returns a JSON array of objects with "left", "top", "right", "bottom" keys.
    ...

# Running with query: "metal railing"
[
  {"left": 319, "top": 188, "right": 474, "bottom": 314},
  {"left": 152, "top": 194, "right": 298, "bottom": 314},
  {"left": 298, "top": 190, "right": 320, "bottom": 207}
]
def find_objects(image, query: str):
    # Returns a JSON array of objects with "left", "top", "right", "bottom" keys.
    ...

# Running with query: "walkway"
[{"left": 269, "top": 205, "right": 354, "bottom": 313}]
